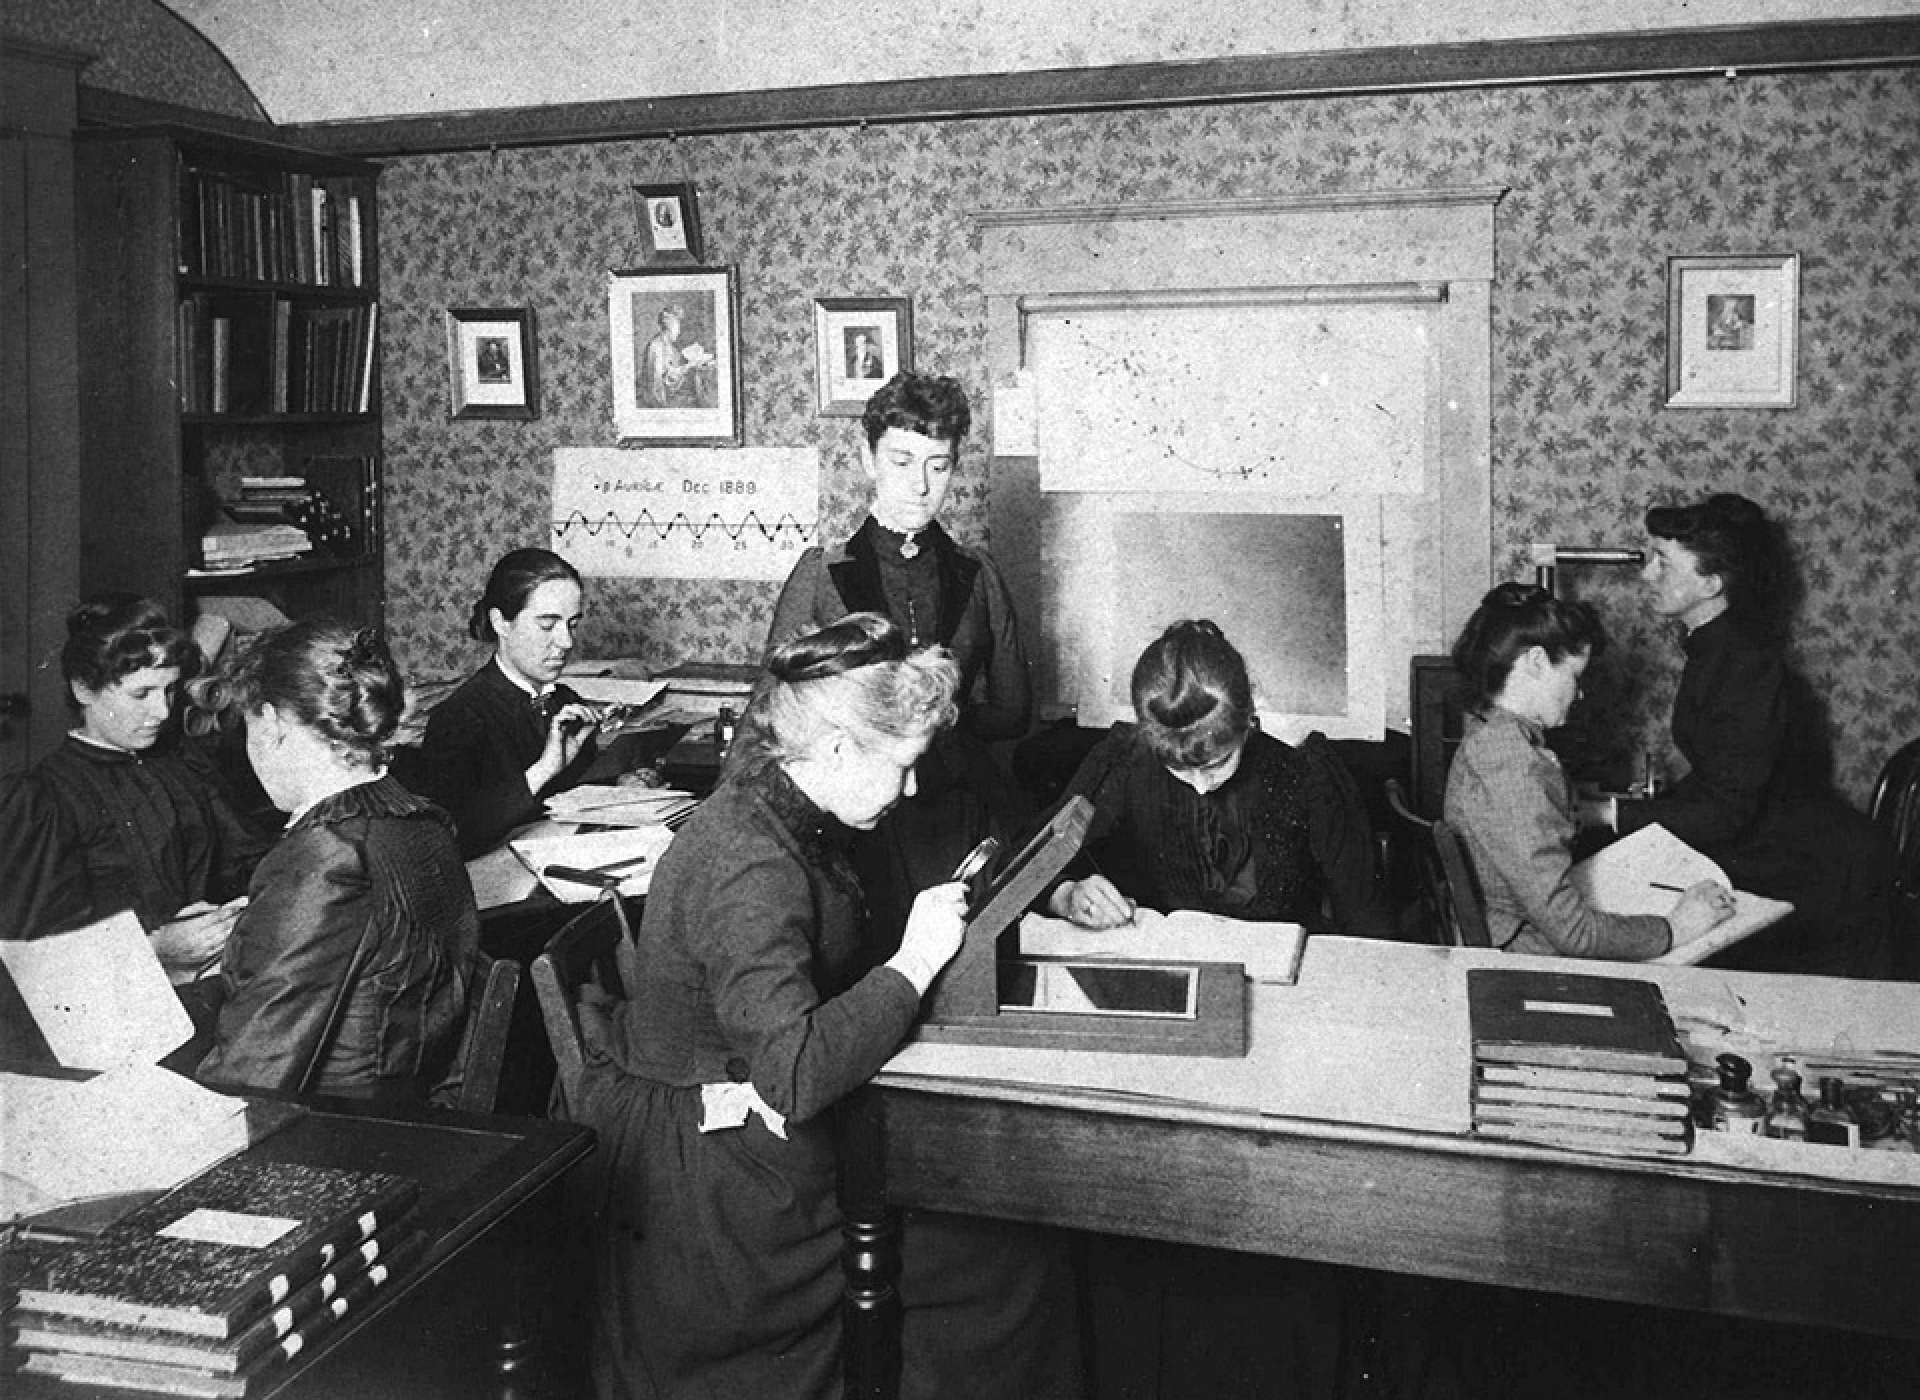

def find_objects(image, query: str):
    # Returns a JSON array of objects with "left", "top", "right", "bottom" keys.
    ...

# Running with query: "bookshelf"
[{"left": 75, "top": 127, "right": 384, "bottom": 631}]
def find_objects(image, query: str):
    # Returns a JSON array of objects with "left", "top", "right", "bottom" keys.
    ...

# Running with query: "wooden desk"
[
  {"left": 6, "top": 1099, "right": 594, "bottom": 1399},
  {"left": 850, "top": 941, "right": 1920, "bottom": 1395}
]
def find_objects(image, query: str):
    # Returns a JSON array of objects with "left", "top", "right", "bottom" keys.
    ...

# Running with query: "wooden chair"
[
  {"left": 1870, "top": 737, "right": 1920, "bottom": 976},
  {"left": 531, "top": 892, "right": 635, "bottom": 1117},
  {"left": 1384, "top": 778, "right": 1491, "bottom": 948},
  {"left": 445, "top": 953, "right": 522, "bottom": 1114}
]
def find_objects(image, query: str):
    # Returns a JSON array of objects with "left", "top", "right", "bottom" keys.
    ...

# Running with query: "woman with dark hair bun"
[
  {"left": 195, "top": 617, "right": 478, "bottom": 1101},
  {"left": 1613, "top": 492, "right": 1895, "bottom": 976},
  {"left": 412, "top": 547, "right": 604, "bottom": 856},
  {"left": 0, "top": 595, "right": 267, "bottom": 995},
  {"left": 1445, "top": 583, "right": 1731, "bottom": 960},
  {"left": 1045, "top": 619, "right": 1393, "bottom": 938}
]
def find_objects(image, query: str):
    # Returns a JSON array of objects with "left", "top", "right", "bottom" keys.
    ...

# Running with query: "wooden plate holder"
[{"left": 915, "top": 797, "right": 1248, "bottom": 1057}]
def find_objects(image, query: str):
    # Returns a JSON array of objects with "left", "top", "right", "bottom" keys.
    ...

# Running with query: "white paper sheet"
[
  {"left": 1569, "top": 823, "right": 1794, "bottom": 966},
  {"left": 0, "top": 912, "right": 193, "bottom": 1069}
]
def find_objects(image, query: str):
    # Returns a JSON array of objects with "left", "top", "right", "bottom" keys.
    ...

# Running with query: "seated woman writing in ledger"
[
  {"left": 410, "top": 547, "right": 605, "bottom": 857},
  {"left": 1444, "top": 582, "right": 1732, "bottom": 960},
  {"left": 570, "top": 612, "right": 1079, "bottom": 1400},
  {"left": 0, "top": 595, "right": 269, "bottom": 1027},
  {"left": 196, "top": 619, "right": 479, "bottom": 1102},
  {"left": 1044, "top": 619, "right": 1395, "bottom": 939}
]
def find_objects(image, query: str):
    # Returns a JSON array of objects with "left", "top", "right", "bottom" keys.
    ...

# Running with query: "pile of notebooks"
[
  {"left": 6, "top": 1158, "right": 423, "bottom": 1397},
  {"left": 1466, "top": 967, "right": 1694, "bottom": 1158},
  {"left": 199, "top": 519, "right": 312, "bottom": 571}
]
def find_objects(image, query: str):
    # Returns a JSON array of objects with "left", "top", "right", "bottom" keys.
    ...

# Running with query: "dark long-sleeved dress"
[
  {"left": 767, "top": 517, "right": 1033, "bottom": 951},
  {"left": 196, "top": 775, "right": 479, "bottom": 1102},
  {"left": 1446, "top": 707, "right": 1670, "bottom": 960},
  {"left": 0, "top": 733, "right": 267, "bottom": 942},
  {"left": 1616, "top": 612, "right": 1895, "bottom": 978},
  {"left": 1057, "top": 723, "right": 1396, "bottom": 938},
  {"left": 408, "top": 658, "right": 598, "bottom": 858},
  {"left": 570, "top": 762, "right": 1078, "bottom": 1400}
]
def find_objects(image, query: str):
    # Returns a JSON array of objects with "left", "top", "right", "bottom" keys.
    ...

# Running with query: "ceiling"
[{"left": 161, "top": 0, "right": 1916, "bottom": 133}]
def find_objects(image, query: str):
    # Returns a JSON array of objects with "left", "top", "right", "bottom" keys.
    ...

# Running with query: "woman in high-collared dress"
[{"left": 767, "top": 372, "right": 1031, "bottom": 950}]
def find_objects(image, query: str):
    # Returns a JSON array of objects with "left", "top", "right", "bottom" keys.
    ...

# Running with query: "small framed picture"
[
  {"left": 813, "top": 296, "right": 913, "bottom": 417},
  {"left": 446, "top": 307, "right": 540, "bottom": 420},
  {"left": 630, "top": 183, "right": 704, "bottom": 266},
  {"left": 1664, "top": 254, "right": 1799, "bottom": 409},
  {"left": 608, "top": 266, "right": 742, "bottom": 445}
]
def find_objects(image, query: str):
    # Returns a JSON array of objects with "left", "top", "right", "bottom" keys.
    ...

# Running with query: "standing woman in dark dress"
[
  {"left": 571, "top": 613, "right": 1079, "bottom": 1399},
  {"left": 196, "top": 619, "right": 479, "bottom": 1102},
  {"left": 767, "top": 372, "right": 1031, "bottom": 946},
  {"left": 412, "top": 548, "right": 604, "bottom": 857},
  {"left": 1609, "top": 493, "right": 1895, "bottom": 978},
  {"left": 0, "top": 596, "right": 266, "bottom": 1014},
  {"left": 1047, "top": 620, "right": 1395, "bottom": 939}
]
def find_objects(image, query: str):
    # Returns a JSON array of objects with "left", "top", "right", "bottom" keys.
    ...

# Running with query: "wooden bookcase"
[{"left": 75, "top": 127, "right": 384, "bottom": 631}]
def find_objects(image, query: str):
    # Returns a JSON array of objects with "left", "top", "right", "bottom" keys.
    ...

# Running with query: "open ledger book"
[{"left": 1569, "top": 822, "right": 1792, "bottom": 965}]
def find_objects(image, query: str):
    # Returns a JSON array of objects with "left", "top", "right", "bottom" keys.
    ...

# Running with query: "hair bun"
[{"left": 769, "top": 613, "right": 907, "bottom": 683}]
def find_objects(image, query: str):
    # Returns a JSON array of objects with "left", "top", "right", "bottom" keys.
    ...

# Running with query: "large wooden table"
[
  {"left": 6, "top": 1096, "right": 595, "bottom": 1399},
  {"left": 849, "top": 939, "right": 1920, "bottom": 1396}
]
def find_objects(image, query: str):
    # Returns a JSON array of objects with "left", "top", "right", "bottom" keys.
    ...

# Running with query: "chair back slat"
[{"left": 531, "top": 893, "right": 632, "bottom": 1118}]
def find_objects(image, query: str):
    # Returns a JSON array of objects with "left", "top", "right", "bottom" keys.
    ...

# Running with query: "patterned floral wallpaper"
[
  {"left": 371, "top": 69, "right": 1919, "bottom": 805},
  {"left": 6, "top": 0, "right": 264, "bottom": 121}
]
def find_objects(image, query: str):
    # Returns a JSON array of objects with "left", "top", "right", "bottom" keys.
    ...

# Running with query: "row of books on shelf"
[
  {"left": 6, "top": 1157, "right": 422, "bottom": 1398},
  {"left": 178, "top": 166, "right": 366, "bottom": 289},
  {"left": 177, "top": 296, "right": 377, "bottom": 418}
]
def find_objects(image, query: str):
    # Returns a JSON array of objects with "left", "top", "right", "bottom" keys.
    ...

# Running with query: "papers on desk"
[
  {"left": 0, "top": 1065, "right": 253, "bottom": 1225},
  {"left": 545, "top": 784, "right": 699, "bottom": 828},
  {"left": 1569, "top": 823, "right": 1793, "bottom": 965},
  {"left": 1019, "top": 910, "right": 1307, "bottom": 984},
  {"left": 509, "top": 823, "right": 676, "bottom": 903},
  {"left": 0, "top": 912, "right": 193, "bottom": 1070}
]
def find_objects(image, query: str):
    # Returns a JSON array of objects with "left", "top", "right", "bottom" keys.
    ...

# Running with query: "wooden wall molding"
[{"left": 250, "top": 18, "right": 1920, "bottom": 157}]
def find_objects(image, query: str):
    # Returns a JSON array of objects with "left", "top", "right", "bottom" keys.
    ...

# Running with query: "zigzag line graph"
[{"left": 553, "top": 508, "right": 818, "bottom": 547}]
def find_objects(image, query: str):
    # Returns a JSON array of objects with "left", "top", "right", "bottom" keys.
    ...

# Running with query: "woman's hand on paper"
[
  {"left": 1668, "top": 879, "right": 1735, "bottom": 944},
  {"left": 887, "top": 881, "right": 969, "bottom": 996},
  {"left": 151, "top": 897, "right": 246, "bottom": 978},
  {"left": 1046, "top": 876, "right": 1136, "bottom": 930}
]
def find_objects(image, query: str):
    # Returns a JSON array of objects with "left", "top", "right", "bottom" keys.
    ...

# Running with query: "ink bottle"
[
  {"left": 1807, "top": 1076, "right": 1861, "bottom": 1148},
  {"left": 715, "top": 705, "right": 737, "bottom": 756},
  {"left": 1761, "top": 1061, "right": 1810, "bottom": 1142},
  {"left": 1700, "top": 1053, "right": 1765, "bottom": 1135}
]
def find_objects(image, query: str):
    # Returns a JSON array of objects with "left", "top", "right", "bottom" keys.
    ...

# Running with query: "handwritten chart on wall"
[
  {"left": 1029, "top": 300, "right": 1429, "bottom": 496},
  {"left": 551, "top": 446, "right": 818, "bottom": 582}
]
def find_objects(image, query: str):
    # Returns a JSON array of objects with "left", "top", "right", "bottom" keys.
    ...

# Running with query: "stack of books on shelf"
[
  {"left": 200, "top": 519, "right": 311, "bottom": 572},
  {"left": 1466, "top": 967, "right": 1693, "bottom": 1158},
  {"left": 178, "top": 167, "right": 366, "bottom": 288},
  {"left": 6, "top": 1158, "right": 423, "bottom": 1398}
]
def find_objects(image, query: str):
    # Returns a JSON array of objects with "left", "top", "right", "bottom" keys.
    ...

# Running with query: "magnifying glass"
[{"left": 950, "top": 836, "right": 1001, "bottom": 883}]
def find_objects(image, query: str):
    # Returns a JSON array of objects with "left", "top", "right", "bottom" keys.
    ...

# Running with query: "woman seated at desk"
[
  {"left": 1045, "top": 619, "right": 1394, "bottom": 939},
  {"left": 570, "top": 612, "right": 1079, "bottom": 1400},
  {"left": 0, "top": 595, "right": 268, "bottom": 1019},
  {"left": 1445, "top": 582, "right": 1731, "bottom": 960},
  {"left": 410, "top": 547, "right": 604, "bottom": 857},
  {"left": 196, "top": 619, "right": 479, "bottom": 1102},
  {"left": 1609, "top": 493, "right": 1895, "bottom": 977}
]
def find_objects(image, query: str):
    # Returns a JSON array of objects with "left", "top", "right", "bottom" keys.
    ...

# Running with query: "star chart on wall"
[{"left": 551, "top": 447, "right": 818, "bottom": 582}]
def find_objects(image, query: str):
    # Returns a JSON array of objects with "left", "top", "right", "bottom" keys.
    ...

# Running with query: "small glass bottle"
[
  {"left": 1852, "top": 1087, "right": 1914, "bottom": 1152},
  {"left": 714, "top": 705, "right": 737, "bottom": 756},
  {"left": 1700, "top": 1053, "right": 1766, "bottom": 1135},
  {"left": 1761, "top": 1061, "right": 1810, "bottom": 1141},
  {"left": 1808, "top": 1076, "right": 1861, "bottom": 1148}
]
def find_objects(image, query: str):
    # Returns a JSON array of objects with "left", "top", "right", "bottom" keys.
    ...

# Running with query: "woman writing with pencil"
[{"left": 1444, "top": 583, "right": 1731, "bottom": 960}]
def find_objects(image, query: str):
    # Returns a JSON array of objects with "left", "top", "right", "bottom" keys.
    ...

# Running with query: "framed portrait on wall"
[
  {"left": 630, "top": 183, "right": 704, "bottom": 266},
  {"left": 608, "top": 267, "right": 742, "bottom": 445},
  {"left": 445, "top": 307, "right": 539, "bottom": 420},
  {"left": 1664, "top": 253, "right": 1799, "bottom": 408},
  {"left": 813, "top": 296, "right": 912, "bottom": 416}
]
